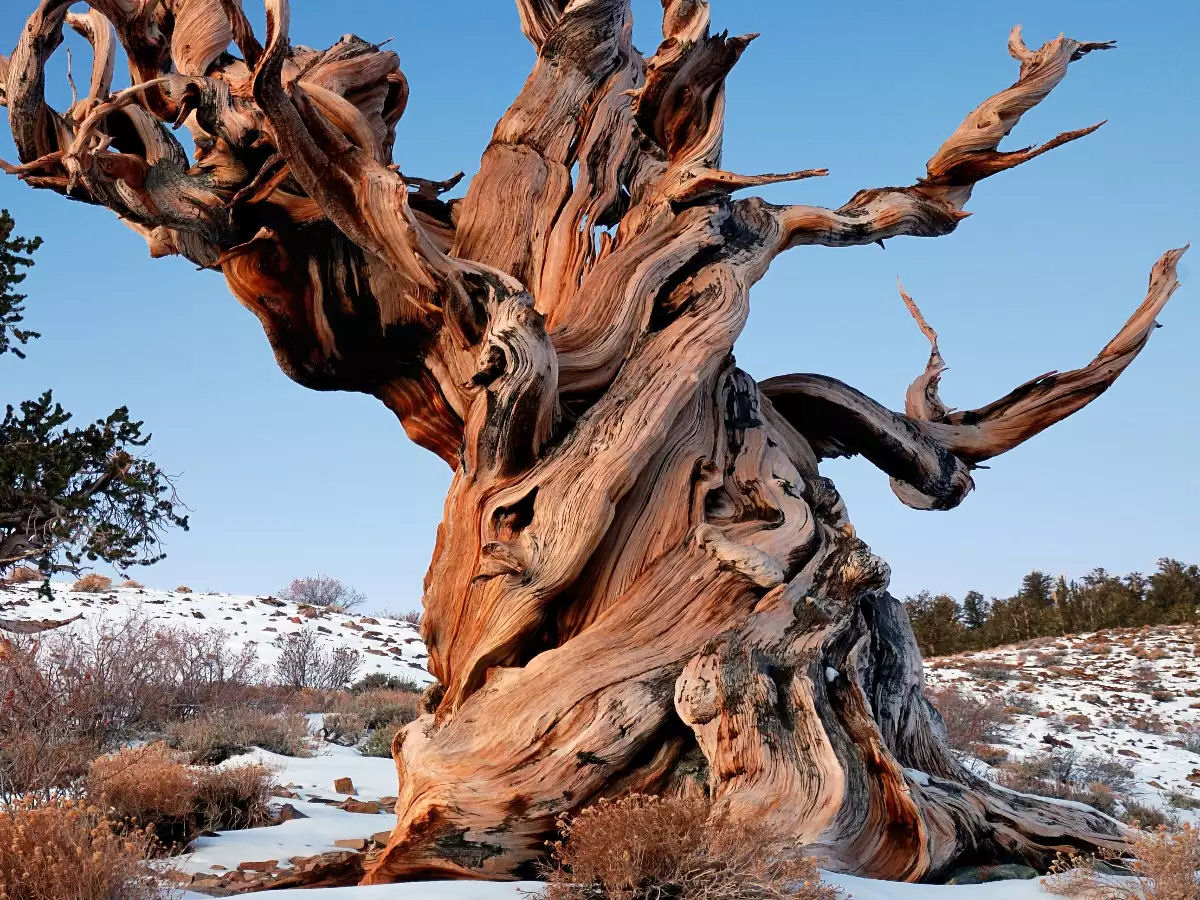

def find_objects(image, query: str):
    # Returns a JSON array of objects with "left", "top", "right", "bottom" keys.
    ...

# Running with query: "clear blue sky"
[{"left": 1, "top": 1, "right": 1196, "bottom": 611}]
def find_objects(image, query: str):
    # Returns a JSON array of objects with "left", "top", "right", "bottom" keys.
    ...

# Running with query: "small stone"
[
  {"left": 334, "top": 838, "right": 367, "bottom": 850},
  {"left": 333, "top": 777, "right": 356, "bottom": 795},
  {"left": 371, "top": 830, "right": 392, "bottom": 846},
  {"left": 944, "top": 864, "right": 1039, "bottom": 885},
  {"left": 191, "top": 610, "right": 205, "bottom": 619},
  {"left": 238, "top": 859, "right": 278, "bottom": 873},
  {"left": 272, "top": 788, "right": 299, "bottom": 799},
  {"left": 277, "top": 803, "right": 308, "bottom": 822},
  {"left": 339, "top": 799, "right": 380, "bottom": 814}
]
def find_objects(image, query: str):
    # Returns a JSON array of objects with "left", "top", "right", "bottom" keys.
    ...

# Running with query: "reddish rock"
[
  {"left": 339, "top": 799, "right": 380, "bottom": 814},
  {"left": 238, "top": 859, "right": 279, "bottom": 873},
  {"left": 278, "top": 803, "right": 308, "bottom": 822},
  {"left": 334, "top": 838, "right": 367, "bottom": 850},
  {"left": 333, "top": 777, "right": 356, "bottom": 795}
]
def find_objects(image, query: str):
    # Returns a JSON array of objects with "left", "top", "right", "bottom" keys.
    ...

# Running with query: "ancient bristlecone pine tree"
[{"left": 2, "top": 0, "right": 1187, "bottom": 885}]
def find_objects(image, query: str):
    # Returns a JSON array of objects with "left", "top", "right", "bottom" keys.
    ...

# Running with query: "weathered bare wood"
[
  {"left": 0, "top": 612, "right": 83, "bottom": 634},
  {"left": 2, "top": 0, "right": 1185, "bottom": 887},
  {"left": 773, "top": 27, "right": 1112, "bottom": 251}
]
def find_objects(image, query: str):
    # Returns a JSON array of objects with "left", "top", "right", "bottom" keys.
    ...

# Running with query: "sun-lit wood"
[{"left": 3, "top": 0, "right": 1186, "bottom": 885}]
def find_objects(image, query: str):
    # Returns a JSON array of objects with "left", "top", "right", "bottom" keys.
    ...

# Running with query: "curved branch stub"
[{"left": 897, "top": 278, "right": 948, "bottom": 421}]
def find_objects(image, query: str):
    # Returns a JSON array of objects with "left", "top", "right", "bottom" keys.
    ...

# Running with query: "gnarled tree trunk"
[{"left": 2, "top": 0, "right": 1186, "bottom": 885}]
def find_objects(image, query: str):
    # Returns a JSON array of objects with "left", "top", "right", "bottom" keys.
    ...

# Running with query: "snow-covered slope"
[
  {"left": 6, "top": 582, "right": 1196, "bottom": 896},
  {"left": 926, "top": 624, "right": 1200, "bottom": 823},
  {"left": 0, "top": 580, "right": 434, "bottom": 685}
]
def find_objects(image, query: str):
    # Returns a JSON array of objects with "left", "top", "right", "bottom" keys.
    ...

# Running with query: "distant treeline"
[{"left": 904, "top": 558, "right": 1200, "bottom": 657}]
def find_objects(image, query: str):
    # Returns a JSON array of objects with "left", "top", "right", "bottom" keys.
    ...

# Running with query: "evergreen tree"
[
  {"left": 0, "top": 211, "right": 41, "bottom": 358},
  {"left": 962, "top": 590, "right": 989, "bottom": 631},
  {"left": 1145, "top": 558, "right": 1198, "bottom": 623},
  {"left": 0, "top": 212, "right": 187, "bottom": 585},
  {"left": 903, "top": 591, "right": 966, "bottom": 657}
]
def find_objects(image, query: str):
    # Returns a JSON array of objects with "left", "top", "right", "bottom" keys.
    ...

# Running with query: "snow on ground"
[
  {"left": 180, "top": 746, "right": 400, "bottom": 875},
  {"left": 174, "top": 872, "right": 1070, "bottom": 898},
  {"left": 0, "top": 580, "right": 434, "bottom": 684},
  {"left": 168, "top": 742, "right": 1106, "bottom": 898},
  {"left": 177, "top": 884, "right": 545, "bottom": 899},
  {"left": 925, "top": 623, "right": 1200, "bottom": 823},
  {"left": 7, "top": 582, "right": 1194, "bottom": 896}
]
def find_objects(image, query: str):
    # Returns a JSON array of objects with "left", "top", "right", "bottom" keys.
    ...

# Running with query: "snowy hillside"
[
  {"left": 926, "top": 623, "right": 1200, "bottom": 824},
  {"left": 0, "top": 581, "right": 434, "bottom": 685},
  {"left": 5, "top": 582, "right": 1196, "bottom": 897}
]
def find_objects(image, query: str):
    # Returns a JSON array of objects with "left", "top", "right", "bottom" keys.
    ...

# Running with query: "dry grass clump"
[
  {"left": 1121, "top": 803, "right": 1180, "bottom": 830},
  {"left": 994, "top": 751, "right": 1134, "bottom": 817},
  {"left": 87, "top": 743, "right": 274, "bottom": 849},
  {"left": 71, "top": 573, "right": 112, "bottom": 593},
  {"left": 193, "top": 764, "right": 274, "bottom": 832},
  {"left": 2, "top": 566, "right": 40, "bottom": 585},
  {"left": 926, "top": 683, "right": 1014, "bottom": 754},
  {"left": 0, "top": 797, "right": 163, "bottom": 900},
  {"left": 174, "top": 585, "right": 192, "bottom": 593},
  {"left": 360, "top": 722, "right": 405, "bottom": 758},
  {"left": 166, "top": 708, "right": 311, "bottom": 763},
  {"left": 1178, "top": 723, "right": 1200, "bottom": 755},
  {"left": 320, "top": 688, "right": 420, "bottom": 749},
  {"left": 1047, "top": 823, "right": 1200, "bottom": 899},
  {"left": 543, "top": 793, "right": 838, "bottom": 900},
  {"left": 118, "top": 579, "right": 144, "bottom": 589},
  {"left": 1167, "top": 789, "right": 1200, "bottom": 811}
]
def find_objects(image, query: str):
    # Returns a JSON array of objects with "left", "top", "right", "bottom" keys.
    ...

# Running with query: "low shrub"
[
  {"left": 360, "top": 722, "right": 403, "bottom": 758},
  {"left": 995, "top": 752, "right": 1122, "bottom": 816},
  {"left": 175, "top": 585, "right": 192, "bottom": 593},
  {"left": 0, "top": 615, "right": 261, "bottom": 799},
  {"left": 0, "top": 636, "right": 102, "bottom": 800},
  {"left": 167, "top": 708, "right": 310, "bottom": 763},
  {"left": 71, "top": 573, "right": 112, "bottom": 593},
  {"left": 1167, "top": 789, "right": 1200, "bottom": 811},
  {"left": 1122, "top": 803, "right": 1181, "bottom": 830},
  {"left": 3, "top": 565, "right": 40, "bottom": 585},
  {"left": 1178, "top": 723, "right": 1200, "bottom": 755},
  {"left": 0, "top": 797, "right": 163, "bottom": 900},
  {"left": 351, "top": 672, "right": 423, "bottom": 694},
  {"left": 1076, "top": 756, "right": 1136, "bottom": 793},
  {"left": 87, "top": 743, "right": 274, "bottom": 849},
  {"left": 1131, "top": 714, "right": 1169, "bottom": 735},
  {"left": 544, "top": 794, "right": 837, "bottom": 900},
  {"left": 193, "top": 764, "right": 274, "bottom": 832},
  {"left": 275, "top": 628, "right": 360, "bottom": 690},
  {"left": 279, "top": 575, "right": 365, "bottom": 610},
  {"left": 1048, "top": 823, "right": 1200, "bottom": 899},
  {"left": 88, "top": 744, "right": 196, "bottom": 848},
  {"left": 320, "top": 688, "right": 419, "bottom": 749},
  {"left": 926, "top": 683, "right": 1014, "bottom": 753},
  {"left": 119, "top": 579, "right": 144, "bottom": 589}
]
